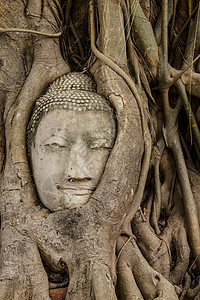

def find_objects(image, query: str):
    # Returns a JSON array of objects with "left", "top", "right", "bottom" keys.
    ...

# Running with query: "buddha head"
[{"left": 27, "top": 73, "right": 116, "bottom": 212}]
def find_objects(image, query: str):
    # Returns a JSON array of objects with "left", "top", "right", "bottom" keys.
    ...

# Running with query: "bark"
[{"left": 0, "top": 0, "right": 200, "bottom": 299}]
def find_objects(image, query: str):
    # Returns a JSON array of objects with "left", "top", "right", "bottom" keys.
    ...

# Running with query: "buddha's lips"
[{"left": 56, "top": 184, "right": 96, "bottom": 192}]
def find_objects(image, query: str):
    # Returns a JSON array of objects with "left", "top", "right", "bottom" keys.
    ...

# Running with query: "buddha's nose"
[{"left": 64, "top": 139, "right": 92, "bottom": 181}]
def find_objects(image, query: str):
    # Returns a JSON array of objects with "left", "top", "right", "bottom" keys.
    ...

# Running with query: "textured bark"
[{"left": 0, "top": 0, "right": 200, "bottom": 299}]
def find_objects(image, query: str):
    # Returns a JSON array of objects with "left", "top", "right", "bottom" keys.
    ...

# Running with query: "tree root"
[
  {"left": 159, "top": 0, "right": 200, "bottom": 270},
  {"left": 186, "top": 280, "right": 200, "bottom": 299},
  {"left": 131, "top": 181, "right": 190, "bottom": 286},
  {"left": 130, "top": 0, "right": 159, "bottom": 79},
  {"left": 132, "top": 212, "right": 171, "bottom": 279},
  {"left": 1, "top": 1, "right": 200, "bottom": 299},
  {"left": 0, "top": 27, "right": 62, "bottom": 37},
  {"left": 161, "top": 189, "right": 190, "bottom": 285},
  {"left": 116, "top": 235, "right": 179, "bottom": 300}
]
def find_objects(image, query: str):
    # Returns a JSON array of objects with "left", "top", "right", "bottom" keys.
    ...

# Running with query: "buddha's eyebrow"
[
  {"left": 88, "top": 130, "right": 114, "bottom": 140},
  {"left": 88, "top": 129, "right": 112, "bottom": 136}
]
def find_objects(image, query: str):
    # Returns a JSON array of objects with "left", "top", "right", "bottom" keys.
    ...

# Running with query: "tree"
[{"left": 0, "top": 0, "right": 200, "bottom": 299}]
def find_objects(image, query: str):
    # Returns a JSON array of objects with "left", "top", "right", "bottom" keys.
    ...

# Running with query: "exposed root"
[
  {"left": 1, "top": 0, "right": 200, "bottom": 299},
  {"left": 116, "top": 235, "right": 179, "bottom": 300},
  {"left": 0, "top": 26, "right": 62, "bottom": 37}
]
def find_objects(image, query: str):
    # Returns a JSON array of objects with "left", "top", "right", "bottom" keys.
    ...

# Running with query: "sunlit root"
[{"left": 116, "top": 236, "right": 179, "bottom": 300}]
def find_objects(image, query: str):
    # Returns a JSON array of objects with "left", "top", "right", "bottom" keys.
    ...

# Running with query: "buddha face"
[{"left": 30, "top": 109, "right": 116, "bottom": 211}]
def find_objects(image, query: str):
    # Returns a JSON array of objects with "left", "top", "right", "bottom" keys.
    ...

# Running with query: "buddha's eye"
[
  {"left": 45, "top": 143, "right": 67, "bottom": 150},
  {"left": 90, "top": 138, "right": 112, "bottom": 150},
  {"left": 44, "top": 136, "right": 68, "bottom": 151}
]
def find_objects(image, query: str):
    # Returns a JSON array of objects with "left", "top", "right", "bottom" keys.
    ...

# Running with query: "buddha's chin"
[{"left": 40, "top": 190, "right": 92, "bottom": 212}]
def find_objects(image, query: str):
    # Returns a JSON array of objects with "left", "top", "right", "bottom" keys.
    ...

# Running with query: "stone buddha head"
[{"left": 27, "top": 73, "right": 116, "bottom": 212}]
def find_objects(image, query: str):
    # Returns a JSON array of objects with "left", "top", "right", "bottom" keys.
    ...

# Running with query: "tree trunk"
[{"left": 0, "top": 0, "right": 200, "bottom": 299}]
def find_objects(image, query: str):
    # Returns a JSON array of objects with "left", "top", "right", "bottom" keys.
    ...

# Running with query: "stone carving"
[{"left": 27, "top": 73, "right": 116, "bottom": 212}]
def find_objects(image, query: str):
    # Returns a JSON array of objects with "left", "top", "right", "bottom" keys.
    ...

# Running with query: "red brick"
[{"left": 49, "top": 287, "right": 67, "bottom": 300}]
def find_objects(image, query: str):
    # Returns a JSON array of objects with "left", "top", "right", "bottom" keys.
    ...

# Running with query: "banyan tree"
[{"left": 0, "top": 0, "right": 200, "bottom": 299}]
